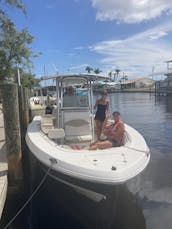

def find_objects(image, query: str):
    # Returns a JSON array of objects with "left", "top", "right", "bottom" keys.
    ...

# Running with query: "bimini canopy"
[{"left": 41, "top": 73, "right": 110, "bottom": 82}]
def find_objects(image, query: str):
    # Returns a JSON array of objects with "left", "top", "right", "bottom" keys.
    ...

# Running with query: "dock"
[
  {"left": 0, "top": 106, "right": 8, "bottom": 219},
  {"left": 154, "top": 60, "right": 172, "bottom": 96},
  {"left": 155, "top": 78, "right": 172, "bottom": 96}
]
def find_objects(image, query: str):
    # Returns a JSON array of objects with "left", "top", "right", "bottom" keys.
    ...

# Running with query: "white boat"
[
  {"left": 29, "top": 96, "right": 47, "bottom": 109},
  {"left": 26, "top": 73, "right": 150, "bottom": 201}
]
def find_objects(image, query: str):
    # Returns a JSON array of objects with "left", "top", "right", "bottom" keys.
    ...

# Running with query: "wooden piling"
[
  {"left": 23, "top": 88, "right": 30, "bottom": 128},
  {"left": 18, "top": 86, "right": 29, "bottom": 143},
  {"left": 18, "top": 86, "right": 31, "bottom": 193},
  {"left": 0, "top": 83, "right": 23, "bottom": 185}
]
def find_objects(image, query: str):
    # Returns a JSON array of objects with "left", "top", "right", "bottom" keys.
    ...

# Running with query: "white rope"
[
  {"left": 123, "top": 145, "right": 150, "bottom": 156},
  {"left": 3, "top": 158, "right": 57, "bottom": 229}
]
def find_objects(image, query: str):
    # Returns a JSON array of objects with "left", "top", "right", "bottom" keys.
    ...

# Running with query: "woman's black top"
[{"left": 95, "top": 103, "right": 107, "bottom": 122}]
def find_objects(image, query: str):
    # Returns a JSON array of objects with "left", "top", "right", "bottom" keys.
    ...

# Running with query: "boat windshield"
[{"left": 62, "top": 77, "right": 89, "bottom": 108}]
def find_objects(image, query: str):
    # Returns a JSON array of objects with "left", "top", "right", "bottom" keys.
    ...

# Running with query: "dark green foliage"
[
  {"left": 20, "top": 72, "right": 41, "bottom": 89},
  {"left": 85, "top": 65, "right": 93, "bottom": 73},
  {"left": 0, "top": 0, "right": 41, "bottom": 84},
  {"left": 85, "top": 66, "right": 102, "bottom": 75},
  {"left": 94, "top": 68, "right": 102, "bottom": 74},
  {"left": 0, "top": 16, "right": 34, "bottom": 81}
]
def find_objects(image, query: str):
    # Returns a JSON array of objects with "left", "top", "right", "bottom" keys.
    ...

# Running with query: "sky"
[{"left": 7, "top": 0, "right": 172, "bottom": 80}]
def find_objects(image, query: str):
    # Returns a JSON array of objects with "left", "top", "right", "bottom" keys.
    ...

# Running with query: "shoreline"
[{"left": 94, "top": 87, "right": 155, "bottom": 93}]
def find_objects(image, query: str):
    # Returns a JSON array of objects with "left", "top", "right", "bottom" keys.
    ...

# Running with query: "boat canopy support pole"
[
  {"left": 56, "top": 78, "right": 60, "bottom": 128},
  {"left": 89, "top": 80, "right": 95, "bottom": 141}
]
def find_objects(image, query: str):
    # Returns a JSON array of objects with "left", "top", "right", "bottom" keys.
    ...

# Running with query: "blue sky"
[{"left": 7, "top": 0, "right": 172, "bottom": 79}]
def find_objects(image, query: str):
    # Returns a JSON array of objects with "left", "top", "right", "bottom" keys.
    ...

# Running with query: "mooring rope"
[
  {"left": 123, "top": 145, "right": 150, "bottom": 156},
  {"left": 3, "top": 158, "right": 57, "bottom": 229}
]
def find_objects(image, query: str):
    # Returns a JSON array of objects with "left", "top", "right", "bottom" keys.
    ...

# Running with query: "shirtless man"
[{"left": 89, "top": 111, "right": 125, "bottom": 150}]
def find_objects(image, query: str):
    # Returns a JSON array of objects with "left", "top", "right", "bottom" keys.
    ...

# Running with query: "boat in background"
[
  {"left": 26, "top": 73, "right": 150, "bottom": 202},
  {"left": 29, "top": 94, "right": 57, "bottom": 118}
]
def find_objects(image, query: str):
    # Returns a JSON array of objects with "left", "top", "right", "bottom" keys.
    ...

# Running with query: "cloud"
[
  {"left": 68, "top": 64, "right": 88, "bottom": 71},
  {"left": 91, "top": 0, "right": 172, "bottom": 23},
  {"left": 73, "top": 46, "right": 86, "bottom": 50},
  {"left": 149, "top": 31, "right": 167, "bottom": 40},
  {"left": 45, "top": 3, "right": 57, "bottom": 10},
  {"left": 144, "top": 205, "right": 172, "bottom": 229},
  {"left": 90, "top": 20, "right": 172, "bottom": 77},
  {"left": 128, "top": 149, "right": 172, "bottom": 205}
]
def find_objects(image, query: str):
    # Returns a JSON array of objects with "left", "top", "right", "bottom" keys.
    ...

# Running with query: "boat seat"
[
  {"left": 63, "top": 110, "right": 93, "bottom": 143},
  {"left": 48, "top": 128, "right": 65, "bottom": 145},
  {"left": 41, "top": 115, "right": 54, "bottom": 124},
  {"left": 41, "top": 116, "right": 54, "bottom": 134},
  {"left": 48, "top": 128, "right": 65, "bottom": 139}
]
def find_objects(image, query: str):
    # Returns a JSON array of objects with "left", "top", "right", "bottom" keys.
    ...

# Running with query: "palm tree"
[
  {"left": 94, "top": 68, "right": 102, "bottom": 74},
  {"left": 115, "top": 69, "right": 120, "bottom": 81},
  {"left": 85, "top": 66, "right": 93, "bottom": 74},
  {"left": 124, "top": 75, "right": 128, "bottom": 81},
  {"left": 113, "top": 73, "right": 117, "bottom": 82},
  {"left": 108, "top": 72, "right": 112, "bottom": 81}
]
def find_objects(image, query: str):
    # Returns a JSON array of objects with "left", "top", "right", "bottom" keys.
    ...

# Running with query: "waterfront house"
[{"left": 120, "top": 78, "right": 154, "bottom": 89}]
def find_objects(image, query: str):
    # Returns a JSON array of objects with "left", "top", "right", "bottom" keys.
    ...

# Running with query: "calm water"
[
  {"left": 108, "top": 93, "right": 172, "bottom": 229},
  {"left": 2, "top": 93, "right": 172, "bottom": 229}
]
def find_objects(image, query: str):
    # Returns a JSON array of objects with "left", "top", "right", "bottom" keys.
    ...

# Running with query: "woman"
[
  {"left": 94, "top": 90, "right": 109, "bottom": 140},
  {"left": 89, "top": 111, "right": 125, "bottom": 150}
]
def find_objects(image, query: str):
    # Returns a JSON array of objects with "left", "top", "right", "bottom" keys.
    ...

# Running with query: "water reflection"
[
  {"left": 32, "top": 176, "right": 146, "bottom": 229},
  {"left": 155, "top": 95, "right": 172, "bottom": 114}
]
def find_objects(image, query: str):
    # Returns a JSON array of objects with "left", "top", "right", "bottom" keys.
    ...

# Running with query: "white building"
[{"left": 120, "top": 78, "right": 154, "bottom": 89}]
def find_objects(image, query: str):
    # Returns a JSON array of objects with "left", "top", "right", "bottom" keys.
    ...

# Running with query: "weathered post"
[
  {"left": 18, "top": 86, "right": 30, "bottom": 190},
  {"left": 0, "top": 83, "right": 23, "bottom": 185},
  {"left": 23, "top": 87, "right": 30, "bottom": 129}
]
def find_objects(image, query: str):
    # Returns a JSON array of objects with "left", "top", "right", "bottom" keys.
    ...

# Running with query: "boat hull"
[
  {"left": 26, "top": 115, "right": 150, "bottom": 201},
  {"left": 35, "top": 157, "right": 116, "bottom": 202},
  {"left": 33, "top": 153, "right": 142, "bottom": 203}
]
